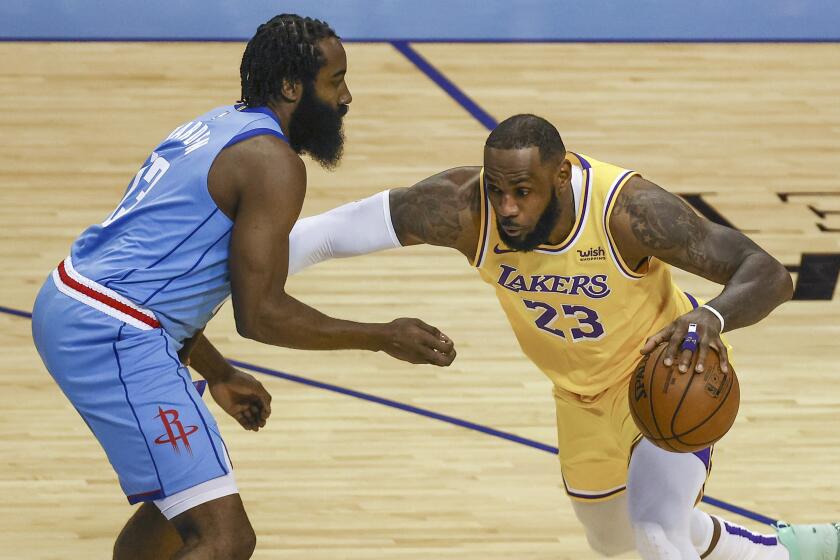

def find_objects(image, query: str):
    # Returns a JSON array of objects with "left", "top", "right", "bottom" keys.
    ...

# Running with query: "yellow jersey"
[{"left": 473, "top": 152, "right": 696, "bottom": 400}]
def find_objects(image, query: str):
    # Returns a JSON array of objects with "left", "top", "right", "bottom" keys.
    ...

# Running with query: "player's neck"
[
  {"left": 265, "top": 101, "right": 294, "bottom": 137},
  {"left": 545, "top": 186, "right": 576, "bottom": 245}
]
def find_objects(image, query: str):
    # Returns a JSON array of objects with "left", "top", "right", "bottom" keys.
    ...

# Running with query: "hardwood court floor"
[{"left": 0, "top": 41, "right": 838, "bottom": 559}]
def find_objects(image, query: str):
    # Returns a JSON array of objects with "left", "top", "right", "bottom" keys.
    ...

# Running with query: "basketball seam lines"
[{"left": 648, "top": 348, "right": 679, "bottom": 451}]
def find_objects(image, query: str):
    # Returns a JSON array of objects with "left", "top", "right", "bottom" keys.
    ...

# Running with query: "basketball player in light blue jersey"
[{"left": 31, "top": 14, "right": 455, "bottom": 559}]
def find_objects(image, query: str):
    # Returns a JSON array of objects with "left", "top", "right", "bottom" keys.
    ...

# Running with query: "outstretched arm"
[
  {"left": 610, "top": 176, "right": 793, "bottom": 372},
  {"left": 288, "top": 166, "right": 483, "bottom": 274},
  {"left": 212, "top": 135, "right": 454, "bottom": 366}
]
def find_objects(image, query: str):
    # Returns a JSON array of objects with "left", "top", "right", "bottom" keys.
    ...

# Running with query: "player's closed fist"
[{"left": 378, "top": 318, "right": 456, "bottom": 366}]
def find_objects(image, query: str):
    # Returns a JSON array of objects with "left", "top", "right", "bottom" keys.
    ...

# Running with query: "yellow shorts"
[
  {"left": 553, "top": 372, "right": 717, "bottom": 502},
  {"left": 553, "top": 377, "right": 641, "bottom": 502}
]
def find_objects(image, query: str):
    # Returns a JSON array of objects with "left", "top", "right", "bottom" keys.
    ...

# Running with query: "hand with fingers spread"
[
  {"left": 209, "top": 368, "right": 273, "bottom": 432},
  {"left": 377, "top": 318, "right": 456, "bottom": 367},
  {"left": 640, "top": 306, "right": 729, "bottom": 374}
]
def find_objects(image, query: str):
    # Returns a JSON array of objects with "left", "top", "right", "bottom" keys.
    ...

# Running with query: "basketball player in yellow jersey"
[{"left": 287, "top": 114, "right": 839, "bottom": 560}]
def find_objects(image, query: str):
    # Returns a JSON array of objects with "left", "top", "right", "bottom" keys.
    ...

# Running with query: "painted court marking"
[{"left": 2, "top": 303, "right": 776, "bottom": 525}]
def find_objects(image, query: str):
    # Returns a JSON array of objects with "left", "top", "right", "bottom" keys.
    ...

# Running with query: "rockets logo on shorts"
[{"left": 154, "top": 407, "right": 199, "bottom": 455}]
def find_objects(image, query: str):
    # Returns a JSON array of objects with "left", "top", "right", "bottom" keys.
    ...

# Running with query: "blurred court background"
[{"left": 1, "top": 1, "right": 838, "bottom": 558}]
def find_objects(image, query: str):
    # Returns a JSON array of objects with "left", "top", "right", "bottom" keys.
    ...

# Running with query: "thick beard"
[
  {"left": 496, "top": 190, "right": 560, "bottom": 252},
  {"left": 287, "top": 85, "right": 347, "bottom": 170}
]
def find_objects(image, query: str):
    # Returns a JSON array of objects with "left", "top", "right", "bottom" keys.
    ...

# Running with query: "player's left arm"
[
  {"left": 610, "top": 176, "right": 794, "bottom": 374},
  {"left": 178, "top": 330, "right": 272, "bottom": 432}
]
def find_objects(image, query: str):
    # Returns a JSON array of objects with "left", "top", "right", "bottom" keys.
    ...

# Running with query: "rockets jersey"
[
  {"left": 473, "top": 152, "right": 696, "bottom": 399},
  {"left": 68, "top": 104, "right": 287, "bottom": 345}
]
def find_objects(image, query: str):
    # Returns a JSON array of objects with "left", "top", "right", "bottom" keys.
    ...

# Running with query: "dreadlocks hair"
[
  {"left": 485, "top": 114, "right": 566, "bottom": 163},
  {"left": 239, "top": 14, "right": 338, "bottom": 107}
]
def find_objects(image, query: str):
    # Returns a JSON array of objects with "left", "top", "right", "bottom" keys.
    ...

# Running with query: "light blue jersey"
[
  {"left": 70, "top": 104, "right": 287, "bottom": 345},
  {"left": 31, "top": 103, "right": 288, "bottom": 505}
]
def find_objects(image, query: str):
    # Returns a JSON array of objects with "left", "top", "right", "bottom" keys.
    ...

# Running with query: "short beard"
[
  {"left": 496, "top": 190, "right": 560, "bottom": 252},
  {"left": 287, "top": 84, "right": 347, "bottom": 170}
]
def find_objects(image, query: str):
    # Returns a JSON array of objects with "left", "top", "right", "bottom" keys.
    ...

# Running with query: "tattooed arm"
[
  {"left": 389, "top": 166, "right": 483, "bottom": 259},
  {"left": 609, "top": 176, "right": 793, "bottom": 371}
]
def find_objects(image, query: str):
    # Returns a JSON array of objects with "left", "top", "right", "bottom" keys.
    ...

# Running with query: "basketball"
[{"left": 629, "top": 342, "right": 740, "bottom": 453}]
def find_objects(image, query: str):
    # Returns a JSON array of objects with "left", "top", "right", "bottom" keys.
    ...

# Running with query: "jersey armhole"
[
  {"left": 471, "top": 168, "right": 491, "bottom": 267},
  {"left": 603, "top": 170, "right": 648, "bottom": 280}
]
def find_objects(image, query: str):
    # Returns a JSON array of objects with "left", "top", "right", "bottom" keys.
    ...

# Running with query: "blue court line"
[
  {"left": 2, "top": 37, "right": 840, "bottom": 43},
  {"left": 0, "top": 305, "right": 32, "bottom": 319},
  {"left": 390, "top": 41, "right": 498, "bottom": 130},
  {"left": 0, "top": 303, "right": 777, "bottom": 526},
  {"left": 227, "top": 358, "right": 559, "bottom": 454},
  {"left": 703, "top": 497, "right": 777, "bottom": 527}
]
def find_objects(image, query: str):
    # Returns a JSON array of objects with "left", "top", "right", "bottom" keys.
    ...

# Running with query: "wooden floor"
[{"left": 1, "top": 41, "right": 838, "bottom": 559}]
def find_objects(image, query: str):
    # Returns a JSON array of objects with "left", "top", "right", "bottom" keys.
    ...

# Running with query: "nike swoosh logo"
[{"left": 493, "top": 244, "right": 518, "bottom": 254}]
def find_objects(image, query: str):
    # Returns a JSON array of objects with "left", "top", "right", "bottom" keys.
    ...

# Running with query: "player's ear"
[
  {"left": 279, "top": 79, "right": 302, "bottom": 103},
  {"left": 554, "top": 157, "right": 572, "bottom": 191}
]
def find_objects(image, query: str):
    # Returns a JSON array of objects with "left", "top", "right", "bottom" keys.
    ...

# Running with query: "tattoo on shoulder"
[
  {"left": 391, "top": 169, "right": 480, "bottom": 248},
  {"left": 613, "top": 178, "right": 735, "bottom": 278}
]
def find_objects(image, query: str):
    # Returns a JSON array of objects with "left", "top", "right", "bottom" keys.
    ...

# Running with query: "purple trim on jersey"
[
  {"left": 572, "top": 151, "right": 592, "bottom": 170},
  {"left": 223, "top": 127, "right": 288, "bottom": 149},
  {"left": 684, "top": 291, "right": 699, "bottom": 310},
  {"left": 693, "top": 446, "right": 712, "bottom": 469},
  {"left": 724, "top": 521, "right": 779, "bottom": 546},
  {"left": 534, "top": 165, "right": 591, "bottom": 253}
]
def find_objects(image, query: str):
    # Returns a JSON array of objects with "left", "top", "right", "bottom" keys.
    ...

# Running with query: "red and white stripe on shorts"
[{"left": 52, "top": 256, "right": 161, "bottom": 331}]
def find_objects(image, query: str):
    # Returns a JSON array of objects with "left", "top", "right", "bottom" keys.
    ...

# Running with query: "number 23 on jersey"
[
  {"left": 102, "top": 152, "right": 170, "bottom": 227},
  {"left": 522, "top": 299, "right": 605, "bottom": 342}
]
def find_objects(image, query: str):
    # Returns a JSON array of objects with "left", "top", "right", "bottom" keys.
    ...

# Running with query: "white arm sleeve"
[{"left": 288, "top": 190, "right": 402, "bottom": 276}]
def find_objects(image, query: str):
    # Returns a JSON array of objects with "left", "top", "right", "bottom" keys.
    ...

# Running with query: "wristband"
[{"left": 700, "top": 304, "right": 725, "bottom": 333}]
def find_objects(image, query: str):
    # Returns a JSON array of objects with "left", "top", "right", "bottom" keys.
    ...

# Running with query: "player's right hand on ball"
[{"left": 378, "top": 318, "right": 456, "bottom": 366}]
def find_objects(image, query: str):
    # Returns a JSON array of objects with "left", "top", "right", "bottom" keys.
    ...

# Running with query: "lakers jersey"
[{"left": 473, "top": 153, "right": 695, "bottom": 399}]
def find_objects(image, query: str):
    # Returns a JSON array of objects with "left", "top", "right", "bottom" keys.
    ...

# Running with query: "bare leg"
[
  {"left": 113, "top": 502, "right": 182, "bottom": 560},
  {"left": 170, "top": 493, "right": 256, "bottom": 560}
]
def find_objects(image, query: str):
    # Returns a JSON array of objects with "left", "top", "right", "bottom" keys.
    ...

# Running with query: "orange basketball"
[{"left": 628, "top": 342, "right": 740, "bottom": 453}]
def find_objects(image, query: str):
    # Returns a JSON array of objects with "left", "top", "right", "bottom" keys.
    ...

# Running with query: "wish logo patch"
[{"left": 576, "top": 247, "right": 606, "bottom": 262}]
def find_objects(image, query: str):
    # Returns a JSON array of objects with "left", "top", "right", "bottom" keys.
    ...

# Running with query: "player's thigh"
[
  {"left": 554, "top": 382, "right": 639, "bottom": 501},
  {"left": 171, "top": 493, "right": 255, "bottom": 553}
]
